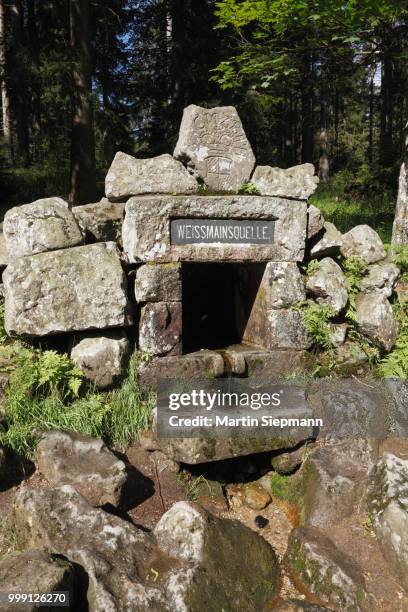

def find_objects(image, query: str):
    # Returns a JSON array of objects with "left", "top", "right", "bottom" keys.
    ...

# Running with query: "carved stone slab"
[
  {"left": 122, "top": 195, "right": 307, "bottom": 263},
  {"left": 174, "top": 105, "right": 255, "bottom": 192}
]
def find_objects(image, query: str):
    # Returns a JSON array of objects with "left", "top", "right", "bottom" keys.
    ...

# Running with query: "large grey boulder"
[
  {"left": 173, "top": 105, "right": 255, "bottom": 192},
  {"left": 139, "top": 302, "right": 182, "bottom": 356},
  {"left": 0, "top": 550, "right": 74, "bottom": 612},
  {"left": 123, "top": 195, "right": 307, "bottom": 264},
  {"left": 36, "top": 430, "right": 127, "bottom": 507},
  {"left": 105, "top": 152, "right": 199, "bottom": 200},
  {"left": 3, "top": 197, "right": 83, "bottom": 258},
  {"left": 251, "top": 163, "right": 319, "bottom": 199},
  {"left": 367, "top": 453, "right": 408, "bottom": 591},
  {"left": 355, "top": 292, "right": 398, "bottom": 351},
  {"left": 12, "top": 485, "right": 168, "bottom": 611},
  {"left": 306, "top": 257, "right": 348, "bottom": 314},
  {"left": 4, "top": 242, "right": 132, "bottom": 337},
  {"left": 310, "top": 221, "right": 343, "bottom": 258},
  {"left": 154, "top": 501, "right": 280, "bottom": 611},
  {"left": 360, "top": 262, "right": 400, "bottom": 297},
  {"left": 284, "top": 526, "right": 366, "bottom": 611},
  {"left": 261, "top": 262, "right": 306, "bottom": 309},
  {"left": 71, "top": 332, "right": 130, "bottom": 389},
  {"left": 73, "top": 199, "right": 125, "bottom": 243},
  {"left": 135, "top": 263, "right": 181, "bottom": 303},
  {"left": 340, "top": 225, "right": 386, "bottom": 264}
]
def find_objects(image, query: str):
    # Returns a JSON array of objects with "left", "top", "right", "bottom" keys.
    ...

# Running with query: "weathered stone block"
[
  {"left": 360, "top": 262, "right": 400, "bottom": 297},
  {"left": 105, "top": 152, "right": 199, "bottom": 200},
  {"left": 355, "top": 292, "right": 398, "bottom": 351},
  {"left": 71, "top": 331, "right": 130, "bottom": 389},
  {"left": 73, "top": 198, "right": 124, "bottom": 243},
  {"left": 123, "top": 195, "right": 307, "bottom": 263},
  {"left": 137, "top": 350, "right": 224, "bottom": 384},
  {"left": 139, "top": 302, "right": 182, "bottom": 356},
  {"left": 259, "top": 262, "right": 306, "bottom": 309},
  {"left": 306, "top": 257, "right": 348, "bottom": 314},
  {"left": 307, "top": 204, "right": 325, "bottom": 239},
  {"left": 244, "top": 308, "right": 312, "bottom": 350},
  {"left": 4, "top": 197, "right": 83, "bottom": 257},
  {"left": 4, "top": 242, "right": 132, "bottom": 337},
  {"left": 174, "top": 104, "right": 255, "bottom": 192},
  {"left": 340, "top": 224, "right": 386, "bottom": 264},
  {"left": 252, "top": 163, "right": 319, "bottom": 199},
  {"left": 36, "top": 429, "right": 128, "bottom": 507},
  {"left": 135, "top": 263, "right": 181, "bottom": 302}
]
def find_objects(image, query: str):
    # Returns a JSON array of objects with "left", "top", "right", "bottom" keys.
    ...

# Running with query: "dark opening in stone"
[{"left": 182, "top": 262, "right": 266, "bottom": 353}]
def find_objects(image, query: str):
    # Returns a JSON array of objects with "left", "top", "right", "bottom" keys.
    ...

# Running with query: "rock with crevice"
[
  {"left": 310, "top": 221, "right": 343, "bottom": 258},
  {"left": 3, "top": 197, "right": 83, "bottom": 258},
  {"left": 340, "top": 225, "right": 386, "bottom": 264},
  {"left": 135, "top": 263, "right": 181, "bottom": 303},
  {"left": 252, "top": 163, "right": 319, "bottom": 199},
  {"left": 284, "top": 526, "right": 367, "bottom": 611},
  {"left": 71, "top": 331, "right": 130, "bottom": 389},
  {"left": 36, "top": 430, "right": 128, "bottom": 507},
  {"left": 355, "top": 292, "right": 398, "bottom": 351},
  {"left": 105, "top": 152, "right": 199, "bottom": 200},
  {"left": 306, "top": 257, "right": 348, "bottom": 314},
  {"left": 0, "top": 550, "right": 75, "bottom": 612},
  {"left": 73, "top": 199, "right": 125, "bottom": 243},
  {"left": 367, "top": 453, "right": 408, "bottom": 591}
]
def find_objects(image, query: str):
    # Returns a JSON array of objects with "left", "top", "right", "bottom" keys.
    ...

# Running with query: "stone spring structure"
[{"left": 1, "top": 104, "right": 400, "bottom": 384}]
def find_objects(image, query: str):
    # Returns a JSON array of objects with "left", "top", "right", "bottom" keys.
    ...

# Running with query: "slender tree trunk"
[
  {"left": 10, "top": 0, "right": 29, "bottom": 165},
  {"left": 391, "top": 122, "right": 408, "bottom": 247},
  {"left": 334, "top": 89, "right": 339, "bottom": 167},
  {"left": 69, "top": 0, "right": 96, "bottom": 205},
  {"left": 0, "top": 0, "right": 12, "bottom": 165},
  {"left": 368, "top": 69, "right": 375, "bottom": 164},
  {"left": 318, "top": 64, "right": 329, "bottom": 181},
  {"left": 301, "top": 51, "right": 314, "bottom": 163},
  {"left": 380, "top": 53, "right": 393, "bottom": 165}
]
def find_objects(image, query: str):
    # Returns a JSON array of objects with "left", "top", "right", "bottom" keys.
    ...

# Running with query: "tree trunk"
[
  {"left": 301, "top": 51, "right": 314, "bottom": 164},
  {"left": 391, "top": 122, "right": 408, "bottom": 247},
  {"left": 69, "top": 0, "right": 96, "bottom": 205},
  {"left": 10, "top": 0, "right": 30, "bottom": 165},
  {"left": 0, "top": 0, "right": 12, "bottom": 165},
  {"left": 368, "top": 69, "right": 374, "bottom": 164},
  {"left": 380, "top": 53, "right": 393, "bottom": 165},
  {"left": 318, "top": 65, "right": 329, "bottom": 182}
]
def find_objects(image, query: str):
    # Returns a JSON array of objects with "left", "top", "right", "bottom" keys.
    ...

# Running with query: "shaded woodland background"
[{"left": 0, "top": 0, "right": 407, "bottom": 239}]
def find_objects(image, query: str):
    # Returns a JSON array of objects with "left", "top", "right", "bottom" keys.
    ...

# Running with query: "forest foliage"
[{"left": 0, "top": 0, "right": 407, "bottom": 222}]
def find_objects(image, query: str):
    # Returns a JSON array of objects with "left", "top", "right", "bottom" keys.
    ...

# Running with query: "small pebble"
[{"left": 254, "top": 515, "right": 269, "bottom": 529}]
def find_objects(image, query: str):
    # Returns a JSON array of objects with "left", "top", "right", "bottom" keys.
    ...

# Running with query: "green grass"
[
  {"left": 0, "top": 347, "right": 154, "bottom": 459},
  {"left": 310, "top": 171, "right": 395, "bottom": 242}
]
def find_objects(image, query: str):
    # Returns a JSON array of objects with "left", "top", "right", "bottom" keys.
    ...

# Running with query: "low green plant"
[
  {"left": 393, "top": 244, "right": 408, "bottom": 282},
  {"left": 294, "top": 301, "right": 335, "bottom": 350},
  {"left": 342, "top": 256, "right": 367, "bottom": 322},
  {"left": 237, "top": 182, "right": 259, "bottom": 195},
  {"left": 0, "top": 304, "right": 6, "bottom": 344},
  {"left": 0, "top": 348, "right": 154, "bottom": 458},
  {"left": 378, "top": 300, "right": 408, "bottom": 379}
]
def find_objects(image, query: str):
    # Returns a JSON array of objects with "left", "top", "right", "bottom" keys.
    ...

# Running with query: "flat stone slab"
[
  {"left": 105, "top": 152, "right": 199, "bottom": 200},
  {"left": 123, "top": 195, "right": 307, "bottom": 263},
  {"left": 252, "top": 163, "right": 319, "bottom": 199},
  {"left": 4, "top": 197, "right": 83, "bottom": 257},
  {"left": 174, "top": 104, "right": 255, "bottom": 192},
  {"left": 4, "top": 242, "right": 132, "bottom": 337},
  {"left": 36, "top": 430, "right": 128, "bottom": 506}
]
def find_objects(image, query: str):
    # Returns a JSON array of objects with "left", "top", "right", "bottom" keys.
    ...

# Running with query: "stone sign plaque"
[{"left": 170, "top": 218, "right": 275, "bottom": 245}]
